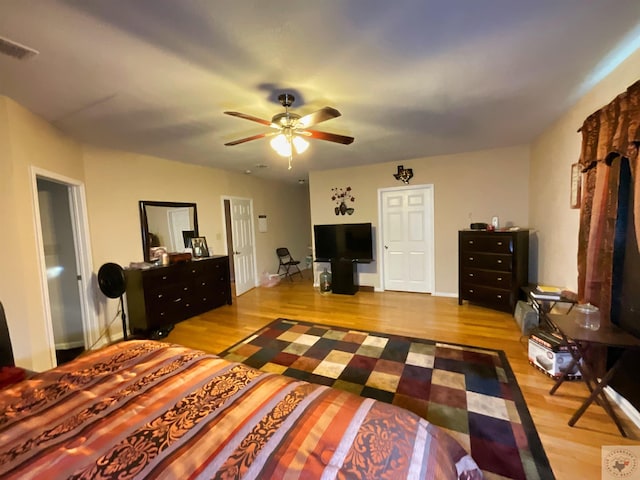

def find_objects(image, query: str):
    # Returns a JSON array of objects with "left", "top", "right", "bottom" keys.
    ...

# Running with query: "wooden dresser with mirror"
[
  {"left": 126, "top": 200, "right": 232, "bottom": 338},
  {"left": 125, "top": 256, "right": 232, "bottom": 338}
]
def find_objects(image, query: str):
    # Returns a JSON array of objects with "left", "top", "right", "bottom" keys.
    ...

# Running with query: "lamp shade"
[
  {"left": 270, "top": 134, "right": 291, "bottom": 157},
  {"left": 270, "top": 134, "right": 309, "bottom": 157},
  {"left": 292, "top": 136, "right": 309, "bottom": 154}
]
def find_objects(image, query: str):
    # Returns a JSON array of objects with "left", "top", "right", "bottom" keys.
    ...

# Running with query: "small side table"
[
  {"left": 547, "top": 311, "right": 640, "bottom": 437},
  {"left": 521, "top": 286, "right": 577, "bottom": 329}
]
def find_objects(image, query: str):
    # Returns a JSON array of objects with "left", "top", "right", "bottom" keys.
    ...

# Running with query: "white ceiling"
[{"left": 1, "top": 1, "right": 639, "bottom": 183}]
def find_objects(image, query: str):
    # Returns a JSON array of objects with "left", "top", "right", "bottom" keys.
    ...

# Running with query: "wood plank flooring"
[{"left": 165, "top": 276, "right": 639, "bottom": 480}]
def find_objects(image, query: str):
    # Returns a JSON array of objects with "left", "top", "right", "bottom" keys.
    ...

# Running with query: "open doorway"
[{"left": 31, "top": 168, "right": 95, "bottom": 368}]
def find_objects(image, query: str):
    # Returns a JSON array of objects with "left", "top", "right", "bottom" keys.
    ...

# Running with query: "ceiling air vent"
[{"left": 0, "top": 35, "right": 39, "bottom": 60}]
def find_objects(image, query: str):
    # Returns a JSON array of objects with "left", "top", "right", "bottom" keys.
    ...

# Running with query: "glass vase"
[{"left": 319, "top": 268, "right": 332, "bottom": 294}]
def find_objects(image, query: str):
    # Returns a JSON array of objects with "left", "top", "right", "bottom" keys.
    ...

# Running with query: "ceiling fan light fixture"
[
  {"left": 270, "top": 134, "right": 309, "bottom": 157},
  {"left": 270, "top": 134, "right": 291, "bottom": 157},
  {"left": 225, "top": 92, "right": 354, "bottom": 171},
  {"left": 292, "top": 136, "right": 309, "bottom": 154}
]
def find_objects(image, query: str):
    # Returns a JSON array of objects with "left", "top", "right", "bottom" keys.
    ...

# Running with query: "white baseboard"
[
  {"left": 433, "top": 292, "right": 458, "bottom": 298},
  {"left": 605, "top": 385, "right": 640, "bottom": 429},
  {"left": 54, "top": 340, "right": 85, "bottom": 350}
]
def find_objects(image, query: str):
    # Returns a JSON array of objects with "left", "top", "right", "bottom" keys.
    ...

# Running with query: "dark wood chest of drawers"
[
  {"left": 458, "top": 230, "right": 529, "bottom": 313},
  {"left": 125, "top": 256, "right": 232, "bottom": 336}
]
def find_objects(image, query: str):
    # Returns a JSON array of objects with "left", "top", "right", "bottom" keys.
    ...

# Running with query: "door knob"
[{"left": 384, "top": 245, "right": 388, "bottom": 249}]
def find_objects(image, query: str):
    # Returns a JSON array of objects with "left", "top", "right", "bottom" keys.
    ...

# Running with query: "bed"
[{"left": 0, "top": 340, "right": 482, "bottom": 479}]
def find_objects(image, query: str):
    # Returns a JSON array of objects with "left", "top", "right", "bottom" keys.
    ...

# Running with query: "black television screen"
[{"left": 314, "top": 223, "right": 373, "bottom": 262}]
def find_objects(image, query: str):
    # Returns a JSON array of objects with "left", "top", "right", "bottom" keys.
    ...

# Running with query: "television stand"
[{"left": 331, "top": 259, "right": 358, "bottom": 295}]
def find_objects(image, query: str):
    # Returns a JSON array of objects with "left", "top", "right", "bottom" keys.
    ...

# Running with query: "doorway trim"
[
  {"left": 30, "top": 166, "right": 96, "bottom": 368},
  {"left": 220, "top": 195, "right": 259, "bottom": 293},
  {"left": 377, "top": 184, "right": 435, "bottom": 293}
]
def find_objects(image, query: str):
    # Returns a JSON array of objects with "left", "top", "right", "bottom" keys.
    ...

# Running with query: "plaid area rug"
[{"left": 219, "top": 318, "right": 554, "bottom": 480}]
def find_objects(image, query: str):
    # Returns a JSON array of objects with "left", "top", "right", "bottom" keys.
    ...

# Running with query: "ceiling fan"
[{"left": 224, "top": 93, "right": 354, "bottom": 169}]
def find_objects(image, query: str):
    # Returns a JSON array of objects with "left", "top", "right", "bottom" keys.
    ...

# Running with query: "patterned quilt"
[{"left": 0, "top": 341, "right": 482, "bottom": 479}]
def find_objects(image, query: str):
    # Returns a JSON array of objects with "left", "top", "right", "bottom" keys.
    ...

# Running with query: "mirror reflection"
[{"left": 139, "top": 201, "right": 198, "bottom": 262}]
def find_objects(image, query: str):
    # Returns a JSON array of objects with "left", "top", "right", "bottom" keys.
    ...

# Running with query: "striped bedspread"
[{"left": 0, "top": 341, "right": 482, "bottom": 479}]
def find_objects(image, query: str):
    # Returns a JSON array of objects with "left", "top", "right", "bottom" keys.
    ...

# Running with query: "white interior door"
[
  {"left": 381, "top": 186, "right": 434, "bottom": 293},
  {"left": 230, "top": 198, "right": 257, "bottom": 295}
]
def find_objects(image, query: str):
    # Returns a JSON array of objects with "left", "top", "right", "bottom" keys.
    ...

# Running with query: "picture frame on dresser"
[{"left": 190, "top": 236, "right": 209, "bottom": 258}]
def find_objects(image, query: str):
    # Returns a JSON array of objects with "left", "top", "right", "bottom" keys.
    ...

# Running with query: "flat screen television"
[{"left": 313, "top": 223, "right": 373, "bottom": 262}]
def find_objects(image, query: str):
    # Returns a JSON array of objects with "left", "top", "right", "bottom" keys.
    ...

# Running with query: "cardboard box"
[{"left": 528, "top": 330, "right": 581, "bottom": 379}]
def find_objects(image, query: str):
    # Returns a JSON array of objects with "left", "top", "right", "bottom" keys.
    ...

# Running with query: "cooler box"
[
  {"left": 514, "top": 300, "right": 539, "bottom": 334},
  {"left": 528, "top": 329, "right": 581, "bottom": 379}
]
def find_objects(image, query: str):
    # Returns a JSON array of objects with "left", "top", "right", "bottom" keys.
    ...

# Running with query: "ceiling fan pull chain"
[{"left": 288, "top": 135, "right": 293, "bottom": 170}]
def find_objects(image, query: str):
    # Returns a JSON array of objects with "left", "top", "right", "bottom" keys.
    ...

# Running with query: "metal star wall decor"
[{"left": 393, "top": 165, "right": 414, "bottom": 184}]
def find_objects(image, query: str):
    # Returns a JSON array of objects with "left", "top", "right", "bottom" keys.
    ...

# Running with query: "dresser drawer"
[
  {"left": 460, "top": 285, "right": 512, "bottom": 310},
  {"left": 460, "top": 268, "right": 512, "bottom": 289},
  {"left": 146, "top": 297, "right": 191, "bottom": 328},
  {"left": 460, "top": 235, "right": 513, "bottom": 254},
  {"left": 144, "top": 283, "right": 191, "bottom": 305},
  {"left": 460, "top": 252, "right": 513, "bottom": 272}
]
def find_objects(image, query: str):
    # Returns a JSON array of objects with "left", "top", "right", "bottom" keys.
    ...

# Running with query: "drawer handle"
[
  {"left": 468, "top": 257, "right": 474, "bottom": 261},
  {"left": 157, "top": 294, "right": 163, "bottom": 299},
  {"left": 162, "top": 276, "right": 168, "bottom": 280},
  {"left": 186, "top": 303, "right": 190, "bottom": 307},
  {"left": 468, "top": 273, "right": 474, "bottom": 277},
  {"left": 497, "top": 241, "right": 503, "bottom": 246},
  {"left": 173, "top": 298, "right": 182, "bottom": 303},
  {"left": 184, "top": 287, "right": 188, "bottom": 291},
  {"left": 192, "top": 269, "right": 197, "bottom": 273},
  {"left": 497, "top": 277, "right": 502, "bottom": 281},
  {"left": 468, "top": 240, "right": 474, "bottom": 245},
  {"left": 468, "top": 289, "right": 474, "bottom": 293},
  {"left": 497, "top": 294, "right": 502, "bottom": 299},
  {"left": 497, "top": 260, "right": 502, "bottom": 264}
]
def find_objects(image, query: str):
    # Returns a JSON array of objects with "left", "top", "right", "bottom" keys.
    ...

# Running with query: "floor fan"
[{"left": 97, "top": 262, "right": 129, "bottom": 341}]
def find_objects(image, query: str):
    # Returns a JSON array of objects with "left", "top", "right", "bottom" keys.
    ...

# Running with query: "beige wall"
[
  {"left": 530, "top": 47, "right": 640, "bottom": 291},
  {"left": 1, "top": 97, "right": 311, "bottom": 370},
  {"left": 309, "top": 145, "right": 530, "bottom": 294},
  {"left": 0, "top": 96, "right": 86, "bottom": 370},
  {"left": 83, "top": 147, "right": 311, "bottom": 275}
]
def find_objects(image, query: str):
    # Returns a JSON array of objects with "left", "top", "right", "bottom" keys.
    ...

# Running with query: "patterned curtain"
[{"left": 577, "top": 80, "right": 640, "bottom": 325}]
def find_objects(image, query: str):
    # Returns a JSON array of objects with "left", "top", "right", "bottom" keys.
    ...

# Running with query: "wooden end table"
[
  {"left": 547, "top": 311, "right": 640, "bottom": 437},
  {"left": 521, "top": 286, "right": 577, "bottom": 330}
]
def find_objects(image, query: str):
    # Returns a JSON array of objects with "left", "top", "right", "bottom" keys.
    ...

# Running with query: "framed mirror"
[{"left": 139, "top": 200, "right": 198, "bottom": 262}]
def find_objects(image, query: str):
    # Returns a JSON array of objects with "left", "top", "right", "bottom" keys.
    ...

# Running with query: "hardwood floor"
[{"left": 165, "top": 276, "right": 639, "bottom": 480}]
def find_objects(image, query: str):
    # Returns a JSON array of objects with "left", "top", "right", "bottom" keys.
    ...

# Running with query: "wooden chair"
[{"left": 276, "top": 248, "right": 303, "bottom": 281}]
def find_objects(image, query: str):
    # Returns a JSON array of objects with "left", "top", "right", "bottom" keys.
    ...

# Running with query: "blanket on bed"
[{"left": 0, "top": 341, "right": 482, "bottom": 479}]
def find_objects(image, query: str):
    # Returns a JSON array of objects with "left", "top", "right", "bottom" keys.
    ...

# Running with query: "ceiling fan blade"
[
  {"left": 224, "top": 111, "right": 273, "bottom": 127},
  {"left": 224, "top": 132, "right": 273, "bottom": 146},
  {"left": 303, "top": 129, "right": 355, "bottom": 145},
  {"left": 297, "top": 107, "right": 341, "bottom": 129}
]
